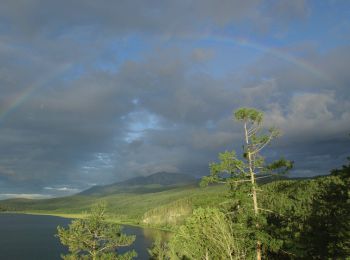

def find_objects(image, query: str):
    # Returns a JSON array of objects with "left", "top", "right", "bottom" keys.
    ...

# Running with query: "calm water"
[{"left": 0, "top": 214, "right": 166, "bottom": 260}]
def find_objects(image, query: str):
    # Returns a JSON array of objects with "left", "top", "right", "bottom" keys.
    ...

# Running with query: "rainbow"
[
  {"left": 0, "top": 63, "right": 72, "bottom": 124},
  {"left": 181, "top": 33, "right": 331, "bottom": 82},
  {"left": 0, "top": 34, "right": 331, "bottom": 124}
]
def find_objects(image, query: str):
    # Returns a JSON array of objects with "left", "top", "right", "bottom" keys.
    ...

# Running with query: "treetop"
[{"left": 234, "top": 107, "right": 263, "bottom": 124}]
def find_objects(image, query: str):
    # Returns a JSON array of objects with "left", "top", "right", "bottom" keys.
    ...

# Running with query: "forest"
[
  {"left": 148, "top": 108, "right": 350, "bottom": 259},
  {"left": 158, "top": 160, "right": 350, "bottom": 259}
]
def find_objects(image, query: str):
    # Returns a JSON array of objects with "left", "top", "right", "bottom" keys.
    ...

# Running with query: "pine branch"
[
  {"left": 251, "top": 134, "right": 273, "bottom": 155},
  {"left": 254, "top": 175, "right": 272, "bottom": 180},
  {"left": 258, "top": 207, "right": 285, "bottom": 216}
]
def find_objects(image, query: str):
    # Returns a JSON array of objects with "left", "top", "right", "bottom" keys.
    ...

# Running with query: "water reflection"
[{"left": 120, "top": 225, "right": 171, "bottom": 259}]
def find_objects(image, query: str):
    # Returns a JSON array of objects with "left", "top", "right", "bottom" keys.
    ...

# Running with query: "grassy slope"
[
  {"left": 0, "top": 178, "right": 314, "bottom": 221},
  {"left": 2, "top": 173, "right": 343, "bottom": 230},
  {"left": 0, "top": 184, "right": 228, "bottom": 228}
]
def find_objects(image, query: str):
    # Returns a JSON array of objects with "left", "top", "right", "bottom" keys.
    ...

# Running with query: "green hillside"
[
  {"left": 1, "top": 168, "right": 348, "bottom": 240},
  {"left": 163, "top": 166, "right": 350, "bottom": 259},
  {"left": 0, "top": 173, "right": 227, "bottom": 229}
]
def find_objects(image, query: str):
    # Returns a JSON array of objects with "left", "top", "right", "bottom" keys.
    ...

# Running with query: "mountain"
[
  {"left": 79, "top": 172, "right": 197, "bottom": 196},
  {"left": 120, "top": 171, "right": 196, "bottom": 186},
  {"left": 1, "top": 169, "right": 346, "bottom": 234}
]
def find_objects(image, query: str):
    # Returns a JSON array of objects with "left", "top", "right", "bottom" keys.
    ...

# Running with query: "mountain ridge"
[{"left": 79, "top": 171, "right": 197, "bottom": 196}]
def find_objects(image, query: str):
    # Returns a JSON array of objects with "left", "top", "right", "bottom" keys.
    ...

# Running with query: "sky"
[{"left": 0, "top": 0, "right": 349, "bottom": 199}]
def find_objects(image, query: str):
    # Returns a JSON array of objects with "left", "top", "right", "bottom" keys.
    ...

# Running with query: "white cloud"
[
  {"left": 0, "top": 193, "right": 52, "bottom": 200},
  {"left": 43, "top": 186, "right": 80, "bottom": 193},
  {"left": 265, "top": 92, "right": 350, "bottom": 141}
]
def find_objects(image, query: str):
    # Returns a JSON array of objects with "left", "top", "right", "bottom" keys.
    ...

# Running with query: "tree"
[
  {"left": 168, "top": 207, "right": 246, "bottom": 260},
  {"left": 148, "top": 235, "right": 169, "bottom": 260},
  {"left": 56, "top": 203, "right": 136, "bottom": 260},
  {"left": 201, "top": 107, "right": 292, "bottom": 260},
  {"left": 301, "top": 158, "right": 350, "bottom": 258},
  {"left": 259, "top": 159, "right": 350, "bottom": 259}
]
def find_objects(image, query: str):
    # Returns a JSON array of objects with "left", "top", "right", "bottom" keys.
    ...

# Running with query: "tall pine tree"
[{"left": 202, "top": 107, "right": 292, "bottom": 260}]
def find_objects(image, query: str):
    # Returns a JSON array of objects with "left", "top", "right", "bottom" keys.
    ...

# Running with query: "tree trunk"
[
  {"left": 244, "top": 122, "right": 262, "bottom": 260},
  {"left": 205, "top": 248, "right": 209, "bottom": 260}
]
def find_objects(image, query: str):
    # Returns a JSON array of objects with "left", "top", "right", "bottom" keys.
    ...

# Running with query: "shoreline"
[{"left": 0, "top": 211, "right": 174, "bottom": 233}]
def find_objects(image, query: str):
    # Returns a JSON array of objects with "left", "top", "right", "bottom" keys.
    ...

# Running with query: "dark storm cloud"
[
  {"left": 99, "top": 43, "right": 349, "bottom": 178},
  {"left": 0, "top": 0, "right": 259, "bottom": 35},
  {"left": 2, "top": 43, "right": 350, "bottom": 193},
  {"left": 239, "top": 46, "right": 350, "bottom": 176},
  {"left": 0, "top": 0, "right": 349, "bottom": 198},
  {"left": 0, "top": 0, "right": 312, "bottom": 41}
]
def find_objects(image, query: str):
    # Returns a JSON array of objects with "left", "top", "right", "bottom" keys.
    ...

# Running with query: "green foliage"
[
  {"left": 202, "top": 108, "right": 292, "bottom": 188},
  {"left": 265, "top": 158, "right": 293, "bottom": 175},
  {"left": 168, "top": 207, "right": 246, "bottom": 260},
  {"left": 167, "top": 166, "right": 349, "bottom": 259},
  {"left": 201, "top": 107, "right": 292, "bottom": 259},
  {"left": 142, "top": 198, "right": 192, "bottom": 227},
  {"left": 0, "top": 184, "right": 227, "bottom": 229},
  {"left": 234, "top": 107, "right": 263, "bottom": 124},
  {"left": 299, "top": 160, "right": 350, "bottom": 258},
  {"left": 252, "top": 159, "right": 350, "bottom": 259},
  {"left": 148, "top": 235, "right": 169, "bottom": 260},
  {"left": 56, "top": 203, "right": 136, "bottom": 260}
]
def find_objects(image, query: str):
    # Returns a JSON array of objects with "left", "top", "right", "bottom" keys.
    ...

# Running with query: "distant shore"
[{"left": 0, "top": 211, "right": 173, "bottom": 232}]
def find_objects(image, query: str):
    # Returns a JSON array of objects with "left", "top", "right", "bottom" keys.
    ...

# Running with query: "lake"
[{"left": 0, "top": 213, "right": 167, "bottom": 260}]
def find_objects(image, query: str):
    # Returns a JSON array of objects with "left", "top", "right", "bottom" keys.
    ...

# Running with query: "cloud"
[
  {"left": 191, "top": 48, "right": 215, "bottom": 62},
  {"left": 266, "top": 0, "right": 308, "bottom": 22},
  {"left": 0, "top": 0, "right": 313, "bottom": 43},
  {"left": 0, "top": 194, "right": 52, "bottom": 200},
  {"left": 0, "top": 1, "right": 260, "bottom": 36},
  {"left": 265, "top": 92, "right": 350, "bottom": 140},
  {"left": 43, "top": 186, "right": 80, "bottom": 193},
  {"left": 2, "top": 43, "right": 350, "bottom": 192},
  {"left": 0, "top": 1, "right": 349, "bottom": 195},
  {"left": 42, "top": 186, "right": 81, "bottom": 196}
]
